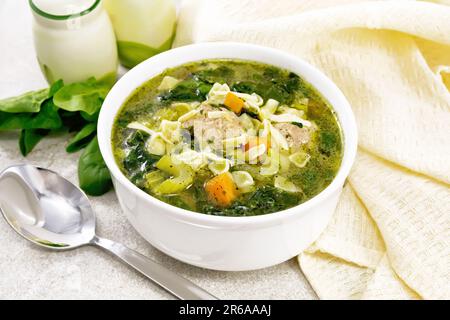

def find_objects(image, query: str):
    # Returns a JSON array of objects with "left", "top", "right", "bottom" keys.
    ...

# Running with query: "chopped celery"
[
  {"left": 145, "top": 170, "right": 166, "bottom": 189},
  {"left": 154, "top": 155, "right": 194, "bottom": 194},
  {"left": 260, "top": 99, "right": 279, "bottom": 119},
  {"left": 239, "top": 113, "right": 255, "bottom": 130}
]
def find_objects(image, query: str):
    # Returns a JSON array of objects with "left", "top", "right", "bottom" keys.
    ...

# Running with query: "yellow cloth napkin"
[{"left": 174, "top": 0, "right": 450, "bottom": 299}]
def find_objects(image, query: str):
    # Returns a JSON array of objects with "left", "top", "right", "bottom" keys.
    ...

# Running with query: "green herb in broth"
[{"left": 112, "top": 59, "right": 342, "bottom": 217}]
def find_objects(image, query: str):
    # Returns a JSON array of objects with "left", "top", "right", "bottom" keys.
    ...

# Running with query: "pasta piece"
[
  {"left": 274, "top": 176, "right": 300, "bottom": 193},
  {"left": 158, "top": 76, "right": 180, "bottom": 91}
]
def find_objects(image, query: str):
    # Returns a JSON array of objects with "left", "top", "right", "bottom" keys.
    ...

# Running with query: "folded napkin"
[{"left": 174, "top": 0, "right": 450, "bottom": 299}]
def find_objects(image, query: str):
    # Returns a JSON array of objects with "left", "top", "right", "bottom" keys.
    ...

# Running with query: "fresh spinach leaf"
[
  {"left": 0, "top": 88, "right": 49, "bottom": 113},
  {"left": 53, "top": 77, "right": 109, "bottom": 115},
  {"left": 0, "top": 78, "right": 115, "bottom": 197},
  {"left": 19, "top": 129, "right": 50, "bottom": 156},
  {"left": 49, "top": 79, "right": 64, "bottom": 97},
  {"left": 58, "top": 110, "right": 87, "bottom": 132},
  {"left": 0, "top": 99, "right": 62, "bottom": 130},
  {"left": 0, "top": 79, "right": 63, "bottom": 114},
  {"left": 80, "top": 110, "right": 99, "bottom": 122},
  {"left": 78, "top": 136, "right": 112, "bottom": 196},
  {"left": 96, "top": 72, "right": 117, "bottom": 89},
  {"left": 66, "top": 123, "right": 97, "bottom": 153}
]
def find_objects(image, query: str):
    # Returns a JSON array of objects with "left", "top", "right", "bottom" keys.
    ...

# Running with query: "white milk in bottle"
[{"left": 30, "top": 0, "right": 118, "bottom": 84}]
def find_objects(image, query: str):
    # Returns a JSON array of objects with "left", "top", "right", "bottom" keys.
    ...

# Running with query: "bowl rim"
[{"left": 98, "top": 42, "right": 358, "bottom": 227}]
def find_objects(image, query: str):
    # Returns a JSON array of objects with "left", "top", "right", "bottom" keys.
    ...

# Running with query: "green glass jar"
[{"left": 104, "top": 0, "right": 177, "bottom": 69}]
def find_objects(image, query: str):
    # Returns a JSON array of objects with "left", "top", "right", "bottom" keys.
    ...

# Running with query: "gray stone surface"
[{"left": 0, "top": 0, "right": 315, "bottom": 300}]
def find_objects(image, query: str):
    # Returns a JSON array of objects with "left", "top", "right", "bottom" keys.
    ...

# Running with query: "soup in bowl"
[
  {"left": 113, "top": 60, "right": 343, "bottom": 216},
  {"left": 98, "top": 43, "right": 357, "bottom": 271}
]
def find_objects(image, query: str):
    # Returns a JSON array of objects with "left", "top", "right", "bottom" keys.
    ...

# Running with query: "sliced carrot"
[
  {"left": 224, "top": 92, "right": 245, "bottom": 114},
  {"left": 204, "top": 172, "right": 239, "bottom": 207},
  {"left": 244, "top": 136, "right": 271, "bottom": 152}
]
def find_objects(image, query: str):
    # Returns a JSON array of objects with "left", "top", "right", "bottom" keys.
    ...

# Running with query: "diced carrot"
[
  {"left": 204, "top": 172, "right": 239, "bottom": 207},
  {"left": 224, "top": 92, "right": 245, "bottom": 114},
  {"left": 244, "top": 136, "right": 271, "bottom": 152}
]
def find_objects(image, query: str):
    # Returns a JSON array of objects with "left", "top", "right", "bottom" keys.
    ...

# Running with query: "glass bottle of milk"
[
  {"left": 103, "top": 0, "right": 177, "bottom": 68},
  {"left": 30, "top": 0, "right": 118, "bottom": 84}
]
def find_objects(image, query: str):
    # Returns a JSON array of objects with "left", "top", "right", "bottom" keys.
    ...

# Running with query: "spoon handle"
[{"left": 91, "top": 236, "right": 218, "bottom": 300}]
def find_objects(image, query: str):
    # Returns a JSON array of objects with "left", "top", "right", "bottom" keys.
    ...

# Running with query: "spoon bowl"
[
  {"left": 0, "top": 164, "right": 217, "bottom": 300},
  {"left": 0, "top": 165, "right": 95, "bottom": 249}
]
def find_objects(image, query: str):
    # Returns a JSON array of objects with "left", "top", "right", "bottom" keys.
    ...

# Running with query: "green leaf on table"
[
  {"left": 49, "top": 79, "right": 64, "bottom": 97},
  {"left": 19, "top": 129, "right": 50, "bottom": 156},
  {"left": 59, "top": 110, "right": 88, "bottom": 132},
  {"left": 96, "top": 72, "right": 117, "bottom": 89},
  {"left": 66, "top": 123, "right": 97, "bottom": 153},
  {"left": 0, "top": 88, "right": 49, "bottom": 113},
  {"left": 78, "top": 136, "right": 112, "bottom": 196},
  {"left": 80, "top": 110, "right": 100, "bottom": 123},
  {"left": 53, "top": 78, "right": 110, "bottom": 115},
  {"left": 0, "top": 99, "right": 62, "bottom": 130}
]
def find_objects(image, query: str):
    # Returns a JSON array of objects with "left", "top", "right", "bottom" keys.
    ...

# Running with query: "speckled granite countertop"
[{"left": 0, "top": 0, "right": 315, "bottom": 300}]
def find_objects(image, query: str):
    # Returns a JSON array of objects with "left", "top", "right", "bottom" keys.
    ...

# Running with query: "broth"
[{"left": 112, "top": 60, "right": 343, "bottom": 216}]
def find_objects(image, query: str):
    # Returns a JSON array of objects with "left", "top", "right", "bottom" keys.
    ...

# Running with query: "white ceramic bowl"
[{"left": 98, "top": 42, "right": 357, "bottom": 271}]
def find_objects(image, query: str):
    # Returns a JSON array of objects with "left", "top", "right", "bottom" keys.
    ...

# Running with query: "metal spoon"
[{"left": 0, "top": 164, "right": 217, "bottom": 300}]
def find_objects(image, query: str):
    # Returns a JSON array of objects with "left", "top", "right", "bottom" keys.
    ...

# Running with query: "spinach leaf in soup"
[
  {"left": 319, "top": 131, "right": 339, "bottom": 157},
  {"left": 195, "top": 66, "right": 235, "bottom": 84},
  {"left": 123, "top": 130, "right": 161, "bottom": 187},
  {"left": 232, "top": 68, "right": 301, "bottom": 105},
  {"left": 159, "top": 76, "right": 212, "bottom": 103},
  {"left": 203, "top": 186, "right": 301, "bottom": 217}
]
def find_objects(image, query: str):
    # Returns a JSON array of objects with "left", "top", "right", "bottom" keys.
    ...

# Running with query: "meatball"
[
  {"left": 274, "top": 123, "right": 312, "bottom": 150},
  {"left": 183, "top": 103, "right": 244, "bottom": 151}
]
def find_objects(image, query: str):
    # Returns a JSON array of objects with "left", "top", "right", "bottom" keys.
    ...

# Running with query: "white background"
[{"left": 0, "top": 0, "right": 315, "bottom": 299}]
